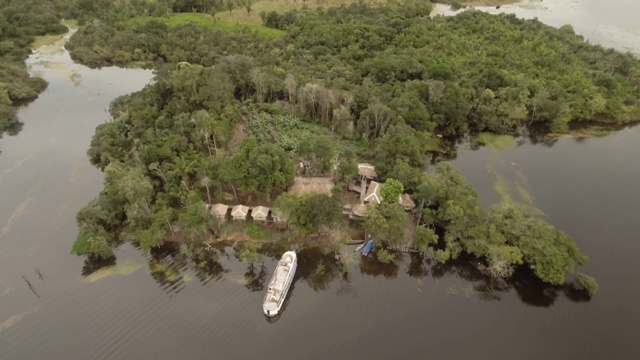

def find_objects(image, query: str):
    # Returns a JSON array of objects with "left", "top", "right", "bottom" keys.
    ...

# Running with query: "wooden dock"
[{"left": 386, "top": 245, "right": 420, "bottom": 253}]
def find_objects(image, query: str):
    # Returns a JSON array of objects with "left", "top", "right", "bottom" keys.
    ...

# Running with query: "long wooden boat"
[{"left": 263, "top": 251, "right": 297, "bottom": 317}]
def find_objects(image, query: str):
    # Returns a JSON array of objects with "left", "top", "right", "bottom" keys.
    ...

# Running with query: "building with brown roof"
[
  {"left": 357, "top": 163, "right": 377, "bottom": 179},
  {"left": 400, "top": 194, "right": 416, "bottom": 211},
  {"left": 251, "top": 206, "right": 270, "bottom": 222},
  {"left": 231, "top": 205, "right": 250, "bottom": 221},
  {"left": 210, "top": 203, "right": 229, "bottom": 221},
  {"left": 363, "top": 181, "right": 382, "bottom": 204}
]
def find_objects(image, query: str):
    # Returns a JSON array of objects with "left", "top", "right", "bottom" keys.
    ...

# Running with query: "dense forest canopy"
[
  {"left": 66, "top": 1, "right": 640, "bottom": 136},
  {"left": 29, "top": 0, "right": 633, "bottom": 296}
]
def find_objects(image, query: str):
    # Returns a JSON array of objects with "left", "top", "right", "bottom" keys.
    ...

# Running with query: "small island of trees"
[{"left": 52, "top": 0, "right": 640, "bottom": 297}]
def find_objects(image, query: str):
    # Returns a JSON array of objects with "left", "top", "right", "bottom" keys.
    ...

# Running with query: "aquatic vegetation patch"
[
  {"left": 84, "top": 262, "right": 145, "bottom": 282},
  {"left": 486, "top": 157, "right": 544, "bottom": 216},
  {"left": 32, "top": 33, "right": 67, "bottom": 50},
  {"left": 0, "top": 307, "right": 39, "bottom": 333},
  {"left": 149, "top": 260, "right": 182, "bottom": 283},
  {"left": 0, "top": 197, "right": 33, "bottom": 240},
  {"left": 475, "top": 132, "right": 516, "bottom": 150}
]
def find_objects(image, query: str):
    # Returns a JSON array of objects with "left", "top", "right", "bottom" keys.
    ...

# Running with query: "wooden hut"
[
  {"left": 210, "top": 203, "right": 229, "bottom": 221},
  {"left": 252, "top": 206, "right": 270, "bottom": 222},
  {"left": 350, "top": 203, "right": 368, "bottom": 220},
  {"left": 231, "top": 205, "right": 250, "bottom": 221},
  {"left": 363, "top": 181, "right": 382, "bottom": 204},
  {"left": 400, "top": 194, "right": 416, "bottom": 211},
  {"left": 357, "top": 163, "right": 377, "bottom": 179}
]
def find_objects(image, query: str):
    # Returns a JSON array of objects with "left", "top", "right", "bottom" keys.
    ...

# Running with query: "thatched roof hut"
[
  {"left": 252, "top": 206, "right": 270, "bottom": 222},
  {"left": 288, "top": 177, "right": 334, "bottom": 196},
  {"left": 351, "top": 203, "right": 368, "bottom": 218},
  {"left": 231, "top": 205, "right": 250, "bottom": 221},
  {"left": 210, "top": 203, "right": 229, "bottom": 221},
  {"left": 400, "top": 194, "right": 416, "bottom": 210},
  {"left": 363, "top": 181, "right": 382, "bottom": 204},
  {"left": 358, "top": 163, "right": 377, "bottom": 179}
]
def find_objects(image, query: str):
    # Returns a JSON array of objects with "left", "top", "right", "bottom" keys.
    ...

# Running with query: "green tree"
[
  {"left": 376, "top": 248, "right": 395, "bottom": 264},
  {"left": 221, "top": 137, "right": 294, "bottom": 198},
  {"left": 574, "top": 273, "right": 599, "bottom": 297},
  {"left": 274, "top": 193, "right": 341, "bottom": 234},
  {"left": 380, "top": 178, "right": 404, "bottom": 205},
  {"left": 414, "top": 226, "right": 438, "bottom": 252},
  {"left": 365, "top": 202, "right": 409, "bottom": 246},
  {"left": 375, "top": 123, "right": 429, "bottom": 180}
]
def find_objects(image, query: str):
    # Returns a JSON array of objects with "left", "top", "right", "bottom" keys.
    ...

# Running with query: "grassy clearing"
[
  {"left": 244, "top": 222, "right": 273, "bottom": 241},
  {"left": 216, "top": 0, "right": 385, "bottom": 26},
  {"left": 436, "top": 0, "right": 519, "bottom": 7},
  {"left": 459, "top": 0, "right": 519, "bottom": 6},
  {"left": 130, "top": 13, "right": 285, "bottom": 39},
  {"left": 215, "top": 0, "right": 515, "bottom": 27},
  {"left": 62, "top": 19, "right": 78, "bottom": 28}
]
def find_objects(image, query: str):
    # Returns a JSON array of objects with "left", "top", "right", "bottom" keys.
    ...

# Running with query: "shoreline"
[{"left": 431, "top": 0, "right": 640, "bottom": 55}]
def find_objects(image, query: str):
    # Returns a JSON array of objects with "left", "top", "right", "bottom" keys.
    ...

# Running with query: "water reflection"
[
  {"left": 81, "top": 255, "right": 117, "bottom": 277},
  {"left": 296, "top": 248, "right": 346, "bottom": 292},
  {"left": 430, "top": 256, "right": 592, "bottom": 306},
  {"left": 77, "top": 241, "right": 591, "bottom": 307},
  {"left": 359, "top": 252, "right": 400, "bottom": 279},
  {"left": 243, "top": 264, "right": 267, "bottom": 292},
  {"left": 406, "top": 253, "right": 429, "bottom": 279}
]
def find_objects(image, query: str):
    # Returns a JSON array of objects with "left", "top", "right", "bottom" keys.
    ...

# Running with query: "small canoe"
[{"left": 354, "top": 242, "right": 367, "bottom": 252}]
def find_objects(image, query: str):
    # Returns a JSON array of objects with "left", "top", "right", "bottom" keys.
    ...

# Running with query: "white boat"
[{"left": 263, "top": 251, "right": 297, "bottom": 317}]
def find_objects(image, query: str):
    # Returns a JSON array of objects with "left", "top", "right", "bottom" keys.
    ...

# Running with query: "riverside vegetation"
[
  {"left": 60, "top": 0, "right": 640, "bottom": 297},
  {"left": 0, "top": 0, "right": 69, "bottom": 135}
]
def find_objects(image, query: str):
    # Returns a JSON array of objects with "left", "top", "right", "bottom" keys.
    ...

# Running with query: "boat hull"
[{"left": 263, "top": 251, "right": 297, "bottom": 317}]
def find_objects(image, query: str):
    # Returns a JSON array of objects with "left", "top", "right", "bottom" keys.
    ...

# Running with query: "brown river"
[{"left": 1, "top": 1, "right": 639, "bottom": 359}]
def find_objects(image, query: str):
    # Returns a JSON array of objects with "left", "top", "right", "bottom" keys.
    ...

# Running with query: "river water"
[{"left": 1, "top": 1, "right": 639, "bottom": 359}]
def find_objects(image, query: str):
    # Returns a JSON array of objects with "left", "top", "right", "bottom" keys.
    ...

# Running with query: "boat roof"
[{"left": 264, "top": 253, "right": 296, "bottom": 307}]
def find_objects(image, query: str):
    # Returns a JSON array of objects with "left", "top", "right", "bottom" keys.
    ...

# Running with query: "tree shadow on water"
[
  {"left": 243, "top": 263, "right": 267, "bottom": 292},
  {"left": 296, "top": 247, "right": 346, "bottom": 292},
  {"left": 358, "top": 251, "right": 400, "bottom": 279},
  {"left": 424, "top": 255, "right": 593, "bottom": 306},
  {"left": 81, "top": 255, "right": 117, "bottom": 277}
]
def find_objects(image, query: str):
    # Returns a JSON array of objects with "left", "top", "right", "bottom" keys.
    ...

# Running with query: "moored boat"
[
  {"left": 263, "top": 251, "right": 297, "bottom": 317},
  {"left": 362, "top": 239, "right": 375, "bottom": 256},
  {"left": 354, "top": 242, "right": 367, "bottom": 252}
]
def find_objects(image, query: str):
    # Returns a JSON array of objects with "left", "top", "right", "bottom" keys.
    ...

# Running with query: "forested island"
[{"left": 35, "top": 0, "right": 639, "bottom": 297}]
